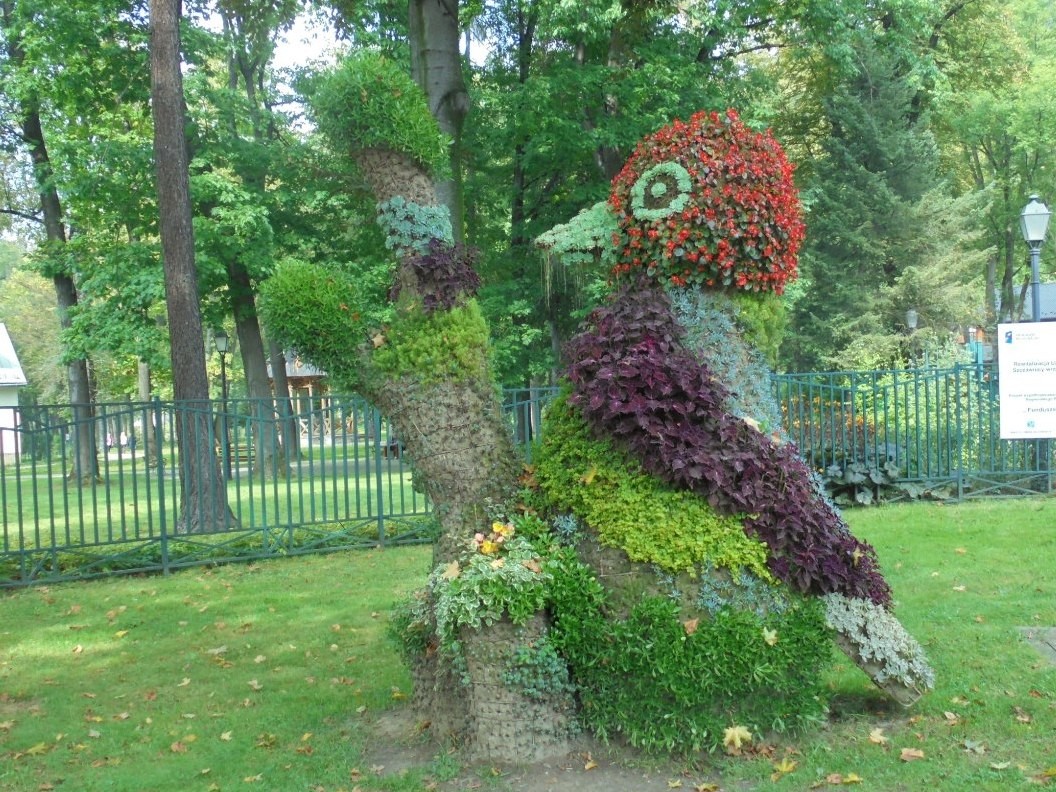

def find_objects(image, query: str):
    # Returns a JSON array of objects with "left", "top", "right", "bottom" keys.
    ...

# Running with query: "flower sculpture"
[{"left": 535, "top": 111, "right": 932, "bottom": 749}]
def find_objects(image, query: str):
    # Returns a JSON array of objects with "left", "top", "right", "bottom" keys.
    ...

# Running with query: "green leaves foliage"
[
  {"left": 257, "top": 258, "right": 374, "bottom": 391},
  {"left": 535, "top": 394, "right": 772, "bottom": 577},
  {"left": 310, "top": 52, "right": 449, "bottom": 174},
  {"left": 372, "top": 299, "right": 491, "bottom": 384},
  {"left": 547, "top": 578, "right": 832, "bottom": 752}
]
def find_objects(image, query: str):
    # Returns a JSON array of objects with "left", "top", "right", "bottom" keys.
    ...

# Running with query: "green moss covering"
[
  {"left": 311, "top": 52, "right": 449, "bottom": 175},
  {"left": 373, "top": 298, "right": 491, "bottom": 384},
  {"left": 535, "top": 395, "right": 771, "bottom": 577}
]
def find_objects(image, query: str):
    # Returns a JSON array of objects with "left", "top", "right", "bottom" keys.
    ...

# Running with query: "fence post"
[
  {"left": 373, "top": 409, "right": 386, "bottom": 545},
  {"left": 154, "top": 397, "right": 170, "bottom": 575}
]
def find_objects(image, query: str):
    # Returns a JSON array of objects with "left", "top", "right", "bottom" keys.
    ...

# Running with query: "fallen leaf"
[
  {"left": 243, "top": 773, "right": 263, "bottom": 782},
  {"left": 683, "top": 618, "right": 699, "bottom": 636},
  {"left": 248, "top": 679, "right": 263, "bottom": 691},
  {"left": 177, "top": 678, "right": 191, "bottom": 687},
  {"left": 87, "top": 729, "right": 101, "bottom": 739},
  {"left": 943, "top": 711, "right": 960, "bottom": 724},
  {"left": 694, "top": 784, "right": 720, "bottom": 792},
  {"left": 723, "top": 725, "right": 752, "bottom": 752},
  {"left": 990, "top": 762, "right": 1011, "bottom": 770},
  {"left": 762, "top": 628, "right": 778, "bottom": 646},
  {"left": 868, "top": 728, "right": 888, "bottom": 745},
  {"left": 170, "top": 741, "right": 188, "bottom": 753},
  {"left": 220, "top": 731, "right": 233, "bottom": 741},
  {"left": 900, "top": 748, "right": 925, "bottom": 762},
  {"left": 113, "top": 630, "right": 129, "bottom": 639},
  {"left": 952, "top": 585, "right": 966, "bottom": 592},
  {"left": 667, "top": 781, "right": 683, "bottom": 789},
  {"left": 1013, "top": 706, "right": 1032, "bottom": 723},
  {"left": 440, "top": 561, "right": 460, "bottom": 581}
]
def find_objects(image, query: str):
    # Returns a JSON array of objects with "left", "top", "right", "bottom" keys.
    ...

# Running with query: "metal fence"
[
  {"left": 1, "top": 389, "right": 556, "bottom": 588},
  {"left": 2, "top": 367, "right": 1051, "bottom": 588},
  {"left": 772, "top": 362, "right": 1053, "bottom": 499}
]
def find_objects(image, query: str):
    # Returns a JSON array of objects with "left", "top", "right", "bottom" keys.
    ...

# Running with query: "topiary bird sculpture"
[{"left": 533, "top": 110, "right": 932, "bottom": 749}]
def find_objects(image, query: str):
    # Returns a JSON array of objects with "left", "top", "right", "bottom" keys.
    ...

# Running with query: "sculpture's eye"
[{"left": 629, "top": 161, "right": 692, "bottom": 221}]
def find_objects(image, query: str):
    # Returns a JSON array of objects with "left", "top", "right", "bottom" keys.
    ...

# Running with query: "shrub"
[
  {"left": 310, "top": 52, "right": 449, "bottom": 175},
  {"left": 545, "top": 548, "right": 833, "bottom": 752}
]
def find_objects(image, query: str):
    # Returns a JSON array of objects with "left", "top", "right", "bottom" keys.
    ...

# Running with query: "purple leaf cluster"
[
  {"left": 390, "top": 239, "right": 482, "bottom": 313},
  {"left": 565, "top": 282, "right": 891, "bottom": 606}
]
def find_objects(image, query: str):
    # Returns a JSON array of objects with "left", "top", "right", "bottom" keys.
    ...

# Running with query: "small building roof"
[{"left": 0, "top": 324, "right": 27, "bottom": 386}]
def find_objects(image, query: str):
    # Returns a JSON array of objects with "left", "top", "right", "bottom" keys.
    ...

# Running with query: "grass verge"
[{"left": 1, "top": 498, "right": 1055, "bottom": 791}]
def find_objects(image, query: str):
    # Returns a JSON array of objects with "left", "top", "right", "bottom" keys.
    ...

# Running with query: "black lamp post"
[
  {"left": 214, "top": 329, "right": 232, "bottom": 479},
  {"left": 1020, "top": 195, "right": 1051, "bottom": 323}
]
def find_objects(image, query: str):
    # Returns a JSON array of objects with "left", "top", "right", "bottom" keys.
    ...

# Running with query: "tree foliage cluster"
[{"left": 1, "top": 0, "right": 1054, "bottom": 394}]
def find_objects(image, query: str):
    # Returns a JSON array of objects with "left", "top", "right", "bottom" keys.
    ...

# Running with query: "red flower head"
[{"left": 609, "top": 110, "right": 804, "bottom": 294}]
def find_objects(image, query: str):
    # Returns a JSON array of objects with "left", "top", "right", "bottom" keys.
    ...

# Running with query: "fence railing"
[
  {"left": 0, "top": 389, "right": 560, "bottom": 588},
  {"left": 771, "top": 362, "right": 1053, "bottom": 499},
  {"left": 2, "top": 368, "right": 1051, "bottom": 588}
]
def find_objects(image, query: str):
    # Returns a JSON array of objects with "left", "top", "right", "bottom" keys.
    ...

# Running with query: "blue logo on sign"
[{"left": 1005, "top": 330, "right": 1014, "bottom": 344}]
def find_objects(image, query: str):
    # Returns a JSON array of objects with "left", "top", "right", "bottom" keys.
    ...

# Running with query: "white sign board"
[{"left": 998, "top": 322, "right": 1056, "bottom": 439}]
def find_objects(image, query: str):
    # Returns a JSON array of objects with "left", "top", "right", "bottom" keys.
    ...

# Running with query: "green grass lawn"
[{"left": 2, "top": 498, "right": 1055, "bottom": 791}]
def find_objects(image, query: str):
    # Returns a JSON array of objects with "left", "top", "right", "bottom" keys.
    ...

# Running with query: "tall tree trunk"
[
  {"left": 137, "top": 359, "right": 161, "bottom": 467},
  {"left": 150, "top": 0, "right": 237, "bottom": 533},
  {"left": 2, "top": 0, "right": 98, "bottom": 484},
  {"left": 230, "top": 264, "right": 284, "bottom": 478},
  {"left": 268, "top": 335, "right": 300, "bottom": 464},
  {"left": 409, "top": 0, "right": 469, "bottom": 240}
]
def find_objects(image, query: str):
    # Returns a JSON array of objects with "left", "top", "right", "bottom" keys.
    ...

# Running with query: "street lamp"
[
  {"left": 213, "top": 329, "right": 232, "bottom": 479},
  {"left": 1020, "top": 195, "right": 1051, "bottom": 323}
]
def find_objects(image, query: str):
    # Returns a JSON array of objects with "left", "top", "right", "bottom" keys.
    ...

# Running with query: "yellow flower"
[{"left": 480, "top": 539, "right": 499, "bottom": 555}]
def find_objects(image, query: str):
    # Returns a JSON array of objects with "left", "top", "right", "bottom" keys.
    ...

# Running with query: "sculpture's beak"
[{"left": 534, "top": 201, "right": 618, "bottom": 267}]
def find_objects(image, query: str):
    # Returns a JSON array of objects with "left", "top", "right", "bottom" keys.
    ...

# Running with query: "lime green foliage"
[
  {"left": 545, "top": 550, "right": 832, "bottom": 752},
  {"left": 258, "top": 258, "right": 379, "bottom": 391},
  {"left": 373, "top": 298, "right": 490, "bottom": 384},
  {"left": 726, "top": 290, "right": 788, "bottom": 366},
  {"left": 535, "top": 395, "right": 771, "bottom": 577},
  {"left": 376, "top": 196, "right": 453, "bottom": 253},
  {"left": 311, "top": 52, "right": 449, "bottom": 175}
]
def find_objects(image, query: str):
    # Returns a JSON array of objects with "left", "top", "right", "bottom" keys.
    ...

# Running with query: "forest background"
[{"left": 1, "top": 0, "right": 1054, "bottom": 410}]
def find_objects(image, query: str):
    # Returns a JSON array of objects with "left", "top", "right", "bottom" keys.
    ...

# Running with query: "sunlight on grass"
[{"left": 2, "top": 499, "right": 1056, "bottom": 791}]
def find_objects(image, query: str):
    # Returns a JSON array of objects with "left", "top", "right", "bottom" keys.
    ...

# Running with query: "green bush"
[
  {"left": 373, "top": 298, "right": 491, "bottom": 384},
  {"left": 544, "top": 548, "right": 832, "bottom": 752},
  {"left": 311, "top": 52, "right": 449, "bottom": 175}
]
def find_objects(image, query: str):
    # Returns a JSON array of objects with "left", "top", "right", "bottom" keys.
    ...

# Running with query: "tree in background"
[{"left": 150, "top": 0, "right": 237, "bottom": 532}]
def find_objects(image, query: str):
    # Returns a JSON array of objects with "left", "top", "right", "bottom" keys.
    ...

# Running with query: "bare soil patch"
[{"left": 365, "top": 709, "right": 738, "bottom": 792}]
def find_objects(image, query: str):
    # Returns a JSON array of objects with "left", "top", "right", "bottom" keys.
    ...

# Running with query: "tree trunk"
[
  {"left": 268, "top": 335, "right": 300, "bottom": 464},
  {"left": 150, "top": 0, "right": 237, "bottom": 533},
  {"left": 408, "top": 0, "right": 469, "bottom": 240},
  {"left": 230, "top": 264, "right": 285, "bottom": 479},
  {"left": 137, "top": 359, "right": 161, "bottom": 467},
  {"left": 2, "top": 0, "right": 98, "bottom": 484}
]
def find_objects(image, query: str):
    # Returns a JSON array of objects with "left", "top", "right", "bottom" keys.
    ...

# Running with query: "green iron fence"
[
  {"left": 2, "top": 368, "right": 1051, "bottom": 588},
  {"left": 772, "top": 362, "right": 1053, "bottom": 499},
  {"left": 0, "top": 389, "right": 557, "bottom": 588}
]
